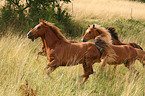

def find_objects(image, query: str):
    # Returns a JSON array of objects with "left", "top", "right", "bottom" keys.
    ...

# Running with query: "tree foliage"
[
  {"left": 0, "top": 0, "right": 84, "bottom": 36},
  {"left": 1, "top": 0, "right": 71, "bottom": 26},
  {"left": 129, "top": 0, "right": 145, "bottom": 3}
]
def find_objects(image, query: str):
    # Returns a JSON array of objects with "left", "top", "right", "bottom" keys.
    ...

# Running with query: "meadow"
[
  {"left": 64, "top": 0, "right": 145, "bottom": 20},
  {"left": 0, "top": 0, "right": 145, "bottom": 96}
]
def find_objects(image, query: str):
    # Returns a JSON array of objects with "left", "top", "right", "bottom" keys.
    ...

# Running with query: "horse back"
[{"left": 110, "top": 45, "right": 137, "bottom": 64}]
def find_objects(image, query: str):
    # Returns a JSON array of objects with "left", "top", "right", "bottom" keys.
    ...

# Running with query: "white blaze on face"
[
  {"left": 35, "top": 25, "right": 40, "bottom": 29},
  {"left": 86, "top": 28, "right": 90, "bottom": 34}
]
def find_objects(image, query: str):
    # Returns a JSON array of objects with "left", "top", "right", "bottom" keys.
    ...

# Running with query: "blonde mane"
[
  {"left": 91, "top": 24, "right": 112, "bottom": 44},
  {"left": 44, "top": 21, "right": 69, "bottom": 43}
]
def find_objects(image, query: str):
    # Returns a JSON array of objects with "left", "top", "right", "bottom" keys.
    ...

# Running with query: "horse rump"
[{"left": 135, "top": 48, "right": 145, "bottom": 67}]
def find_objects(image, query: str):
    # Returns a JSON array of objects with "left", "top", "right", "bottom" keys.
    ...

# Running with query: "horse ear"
[{"left": 39, "top": 19, "right": 44, "bottom": 23}]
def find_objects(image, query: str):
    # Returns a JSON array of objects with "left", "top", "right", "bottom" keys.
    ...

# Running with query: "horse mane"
[
  {"left": 95, "top": 36, "right": 117, "bottom": 62},
  {"left": 91, "top": 24, "right": 112, "bottom": 44},
  {"left": 106, "top": 27, "right": 119, "bottom": 41},
  {"left": 44, "top": 21, "right": 69, "bottom": 43}
]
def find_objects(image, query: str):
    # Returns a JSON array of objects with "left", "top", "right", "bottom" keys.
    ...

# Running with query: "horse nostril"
[{"left": 81, "top": 39, "right": 87, "bottom": 42}]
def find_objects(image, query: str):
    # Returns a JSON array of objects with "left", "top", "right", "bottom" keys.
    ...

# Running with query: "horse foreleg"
[
  {"left": 36, "top": 47, "right": 46, "bottom": 59},
  {"left": 36, "top": 39, "right": 46, "bottom": 59},
  {"left": 81, "top": 61, "right": 94, "bottom": 84},
  {"left": 36, "top": 52, "right": 46, "bottom": 59},
  {"left": 44, "top": 60, "right": 59, "bottom": 76}
]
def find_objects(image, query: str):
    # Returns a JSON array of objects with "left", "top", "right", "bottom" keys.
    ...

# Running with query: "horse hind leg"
[
  {"left": 124, "top": 59, "right": 140, "bottom": 75},
  {"left": 100, "top": 57, "right": 108, "bottom": 72}
]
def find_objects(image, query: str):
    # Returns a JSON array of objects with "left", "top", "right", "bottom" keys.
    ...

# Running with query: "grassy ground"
[
  {"left": 0, "top": 19, "right": 145, "bottom": 96},
  {"left": 1, "top": 0, "right": 145, "bottom": 96}
]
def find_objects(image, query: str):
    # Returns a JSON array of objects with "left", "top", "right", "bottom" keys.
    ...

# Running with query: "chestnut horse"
[
  {"left": 95, "top": 36, "right": 145, "bottom": 73},
  {"left": 81, "top": 24, "right": 143, "bottom": 50},
  {"left": 27, "top": 19, "right": 115, "bottom": 83}
]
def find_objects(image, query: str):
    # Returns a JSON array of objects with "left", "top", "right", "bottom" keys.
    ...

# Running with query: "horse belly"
[
  {"left": 107, "top": 47, "right": 134, "bottom": 65},
  {"left": 57, "top": 48, "right": 85, "bottom": 66},
  {"left": 61, "top": 56, "right": 83, "bottom": 66}
]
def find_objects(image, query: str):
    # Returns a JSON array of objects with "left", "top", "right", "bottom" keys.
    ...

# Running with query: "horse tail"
[
  {"left": 129, "top": 42, "right": 143, "bottom": 50},
  {"left": 106, "top": 27, "right": 120, "bottom": 41},
  {"left": 135, "top": 48, "right": 145, "bottom": 67},
  {"left": 103, "top": 44, "right": 117, "bottom": 63}
]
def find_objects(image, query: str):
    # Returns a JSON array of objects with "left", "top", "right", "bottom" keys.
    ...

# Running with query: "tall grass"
[{"left": 0, "top": 20, "right": 145, "bottom": 95}]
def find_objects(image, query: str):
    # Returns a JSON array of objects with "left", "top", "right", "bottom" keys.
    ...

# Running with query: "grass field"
[
  {"left": 0, "top": 33, "right": 145, "bottom": 96},
  {"left": 64, "top": 0, "right": 145, "bottom": 21},
  {"left": 1, "top": 0, "right": 145, "bottom": 96}
]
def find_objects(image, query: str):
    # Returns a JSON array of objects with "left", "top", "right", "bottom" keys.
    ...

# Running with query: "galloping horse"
[
  {"left": 27, "top": 19, "right": 114, "bottom": 83},
  {"left": 95, "top": 35, "right": 145, "bottom": 73},
  {"left": 81, "top": 24, "right": 143, "bottom": 50}
]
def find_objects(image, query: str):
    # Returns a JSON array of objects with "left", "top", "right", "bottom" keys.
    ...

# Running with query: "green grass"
[{"left": 0, "top": 18, "right": 145, "bottom": 96}]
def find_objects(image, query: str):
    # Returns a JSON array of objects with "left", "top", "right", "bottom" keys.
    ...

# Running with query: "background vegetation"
[
  {"left": 0, "top": 0, "right": 145, "bottom": 96},
  {"left": 130, "top": 0, "right": 145, "bottom": 3},
  {"left": 0, "top": 0, "right": 82, "bottom": 36}
]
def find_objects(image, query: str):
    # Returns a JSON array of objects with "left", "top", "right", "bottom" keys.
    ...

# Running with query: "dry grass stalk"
[{"left": 20, "top": 80, "right": 38, "bottom": 96}]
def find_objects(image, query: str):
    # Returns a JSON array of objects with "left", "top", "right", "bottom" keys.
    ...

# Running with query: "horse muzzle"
[{"left": 27, "top": 33, "right": 35, "bottom": 41}]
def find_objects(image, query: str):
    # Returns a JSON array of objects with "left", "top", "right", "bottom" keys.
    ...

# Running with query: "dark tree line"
[{"left": 1, "top": 0, "right": 71, "bottom": 26}]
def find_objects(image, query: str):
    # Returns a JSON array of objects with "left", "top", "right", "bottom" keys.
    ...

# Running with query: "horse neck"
[
  {"left": 42, "top": 29, "right": 63, "bottom": 50},
  {"left": 96, "top": 28, "right": 112, "bottom": 44}
]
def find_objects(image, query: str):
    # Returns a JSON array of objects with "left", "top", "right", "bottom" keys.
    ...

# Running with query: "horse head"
[
  {"left": 81, "top": 24, "right": 102, "bottom": 42},
  {"left": 27, "top": 19, "right": 47, "bottom": 41}
]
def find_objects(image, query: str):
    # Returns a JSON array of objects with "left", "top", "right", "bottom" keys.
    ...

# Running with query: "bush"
[
  {"left": 129, "top": 0, "right": 145, "bottom": 3},
  {"left": 0, "top": 0, "right": 83, "bottom": 36}
]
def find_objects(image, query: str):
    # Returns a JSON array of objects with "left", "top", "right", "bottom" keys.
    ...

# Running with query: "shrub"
[{"left": 0, "top": 0, "right": 82, "bottom": 36}]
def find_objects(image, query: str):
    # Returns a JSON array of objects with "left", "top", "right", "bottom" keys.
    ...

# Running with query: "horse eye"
[
  {"left": 37, "top": 26, "right": 41, "bottom": 30},
  {"left": 89, "top": 31, "right": 91, "bottom": 34}
]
